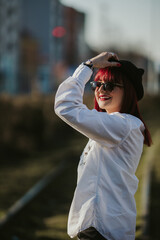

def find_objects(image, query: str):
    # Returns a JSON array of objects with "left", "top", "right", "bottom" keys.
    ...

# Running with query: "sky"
[{"left": 61, "top": 0, "right": 160, "bottom": 62}]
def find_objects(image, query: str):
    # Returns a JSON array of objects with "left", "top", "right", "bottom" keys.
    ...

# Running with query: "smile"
[{"left": 99, "top": 95, "right": 112, "bottom": 101}]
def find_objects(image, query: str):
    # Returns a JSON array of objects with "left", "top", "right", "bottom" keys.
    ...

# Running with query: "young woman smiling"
[{"left": 54, "top": 52, "right": 152, "bottom": 240}]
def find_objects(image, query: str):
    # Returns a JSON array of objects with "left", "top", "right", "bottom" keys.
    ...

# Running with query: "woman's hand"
[{"left": 87, "top": 52, "right": 121, "bottom": 68}]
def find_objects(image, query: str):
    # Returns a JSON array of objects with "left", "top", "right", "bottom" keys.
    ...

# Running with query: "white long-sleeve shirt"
[{"left": 54, "top": 63, "right": 145, "bottom": 240}]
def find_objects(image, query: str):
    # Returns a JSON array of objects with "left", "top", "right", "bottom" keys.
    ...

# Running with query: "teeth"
[{"left": 100, "top": 97, "right": 111, "bottom": 100}]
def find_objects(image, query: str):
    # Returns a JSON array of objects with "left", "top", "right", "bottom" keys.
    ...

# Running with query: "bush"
[{"left": 0, "top": 94, "right": 76, "bottom": 160}]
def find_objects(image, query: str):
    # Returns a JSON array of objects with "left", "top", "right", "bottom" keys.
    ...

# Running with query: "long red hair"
[{"left": 94, "top": 67, "right": 152, "bottom": 147}]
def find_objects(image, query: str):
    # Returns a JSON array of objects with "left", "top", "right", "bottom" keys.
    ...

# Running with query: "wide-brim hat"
[{"left": 118, "top": 60, "right": 144, "bottom": 101}]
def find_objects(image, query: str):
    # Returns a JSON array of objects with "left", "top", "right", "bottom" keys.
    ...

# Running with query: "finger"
[
  {"left": 108, "top": 52, "right": 115, "bottom": 58},
  {"left": 109, "top": 61, "right": 121, "bottom": 67},
  {"left": 108, "top": 52, "right": 119, "bottom": 62},
  {"left": 114, "top": 54, "right": 119, "bottom": 61},
  {"left": 108, "top": 52, "right": 117, "bottom": 57}
]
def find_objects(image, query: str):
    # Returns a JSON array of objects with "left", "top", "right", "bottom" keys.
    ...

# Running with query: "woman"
[{"left": 54, "top": 52, "right": 152, "bottom": 240}]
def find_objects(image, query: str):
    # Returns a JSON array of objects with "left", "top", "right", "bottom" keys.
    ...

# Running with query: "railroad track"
[
  {"left": 0, "top": 133, "right": 159, "bottom": 240},
  {"left": 0, "top": 146, "right": 80, "bottom": 240},
  {"left": 0, "top": 159, "right": 66, "bottom": 229}
]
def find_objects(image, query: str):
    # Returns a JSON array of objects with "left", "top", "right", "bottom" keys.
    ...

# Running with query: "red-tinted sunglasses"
[{"left": 90, "top": 81, "right": 124, "bottom": 92}]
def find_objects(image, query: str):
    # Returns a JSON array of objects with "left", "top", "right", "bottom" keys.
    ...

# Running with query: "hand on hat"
[{"left": 88, "top": 52, "right": 121, "bottom": 68}]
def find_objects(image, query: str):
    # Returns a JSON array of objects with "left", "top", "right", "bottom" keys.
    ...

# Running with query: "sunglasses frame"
[{"left": 90, "top": 81, "right": 124, "bottom": 92}]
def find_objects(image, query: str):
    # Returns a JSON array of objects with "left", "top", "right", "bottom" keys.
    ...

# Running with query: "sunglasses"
[{"left": 90, "top": 81, "right": 124, "bottom": 92}]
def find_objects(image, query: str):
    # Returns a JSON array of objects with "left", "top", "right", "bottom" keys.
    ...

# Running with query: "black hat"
[{"left": 118, "top": 60, "right": 144, "bottom": 101}]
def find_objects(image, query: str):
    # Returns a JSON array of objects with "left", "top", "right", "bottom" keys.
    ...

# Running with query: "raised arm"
[{"left": 54, "top": 53, "right": 130, "bottom": 148}]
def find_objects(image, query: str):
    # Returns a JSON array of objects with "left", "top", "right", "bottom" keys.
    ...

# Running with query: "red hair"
[{"left": 94, "top": 67, "right": 152, "bottom": 147}]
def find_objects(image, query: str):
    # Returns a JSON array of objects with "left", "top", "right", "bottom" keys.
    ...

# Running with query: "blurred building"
[
  {"left": 0, "top": 0, "right": 88, "bottom": 94},
  {"left": 0, "top": 0, "right": 159, "bottom": 95},
  {"left": 0, "top": 0, "right": 20, "bottom": 94},
  {"left": 50, "top": 0, "right": 89, "bottom": 86}
]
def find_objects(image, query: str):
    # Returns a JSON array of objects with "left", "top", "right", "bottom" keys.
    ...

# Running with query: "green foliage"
[{"left": 0, "top": 95, "right": 77, "bottom": 160}]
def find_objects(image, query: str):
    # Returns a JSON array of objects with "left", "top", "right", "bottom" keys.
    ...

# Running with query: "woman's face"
[{"left": 95, "top": 81, "right": 124, "bottom": 114}]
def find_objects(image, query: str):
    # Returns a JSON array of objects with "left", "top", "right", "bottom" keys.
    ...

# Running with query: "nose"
[{"left": 98, "top": 85, "right": 104, "bottom": 92}]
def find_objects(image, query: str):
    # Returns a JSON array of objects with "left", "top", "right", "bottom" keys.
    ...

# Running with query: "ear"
[{"left": 138, "top": 68, "right": 144, "bottom": 76}]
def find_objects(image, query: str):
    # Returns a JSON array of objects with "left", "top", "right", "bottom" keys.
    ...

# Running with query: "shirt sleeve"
[{"left": 54, "top": 63, "right": 131, "bottom": 148}]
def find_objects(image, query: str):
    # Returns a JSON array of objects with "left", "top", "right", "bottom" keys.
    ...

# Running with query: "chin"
[
  {"left": 98, "top": 102, "right": 110, "bottom": 111},
  {"left": 99, "top": 104, "right": 106, "bottom": 110}
]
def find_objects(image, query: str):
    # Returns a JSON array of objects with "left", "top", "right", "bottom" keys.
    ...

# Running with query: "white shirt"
[{"left": 54, "top": 64, "right": 145, "bottom": 240}]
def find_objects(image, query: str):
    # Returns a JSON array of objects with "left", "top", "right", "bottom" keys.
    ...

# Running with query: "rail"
[{"left": 0, "top": 159, "right": 66, "bottom": 229}]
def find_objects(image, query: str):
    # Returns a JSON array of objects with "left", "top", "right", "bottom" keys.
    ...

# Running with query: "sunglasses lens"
[
  {"left": 104, "top": 82, "right": 114, "bottom": 91},
  {"left": 90, "top": 82, "right": 102, "bottom": 91},
  {"left": 90, "top": 81, "right": 117, "bottom": 92},
  {"left": 90, "top": 82, "right": 97, "bottom": 91}
]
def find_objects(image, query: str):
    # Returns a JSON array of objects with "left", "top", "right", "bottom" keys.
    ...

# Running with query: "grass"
[
  {"left": 135, "top": 132, "right": 160, "bottom": 239},
  {"left": 1, "top": 131, "right": 159, "bottom": 240},
  {"left": 0, "top": 95, "right": 160, "bottom": 239},
  {"left": 148, "top": 138, "right": 160, "bottom": 240},
  {"left": 0, "top": 143, "right": 78, "bottom": 218},
  {"left": 0, "top": 136, "right": 86, "bottom": 240}
]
